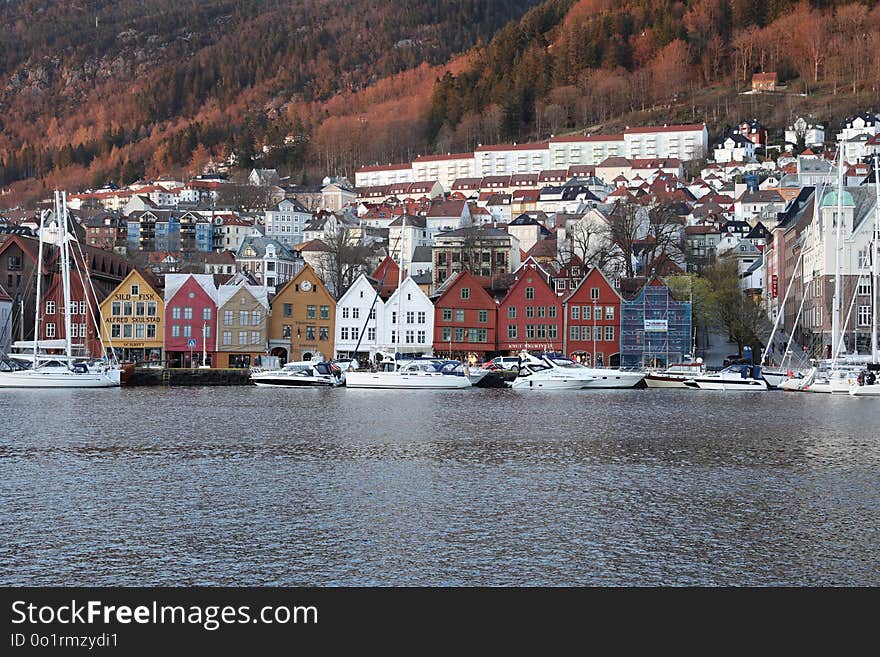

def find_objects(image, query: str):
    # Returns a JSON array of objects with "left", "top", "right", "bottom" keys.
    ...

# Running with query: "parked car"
[{"left": 489, "top": 356, "right": 522, "bottom": 372}]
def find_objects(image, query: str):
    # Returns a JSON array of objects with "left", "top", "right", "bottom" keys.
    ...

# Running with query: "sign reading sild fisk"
[{"left": 644, "top": 319, "right": 668, "bottom": 332}]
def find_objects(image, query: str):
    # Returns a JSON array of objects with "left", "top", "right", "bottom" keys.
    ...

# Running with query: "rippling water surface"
[{"left": 1, "top": 386, "right": 878, "bottom": 586}]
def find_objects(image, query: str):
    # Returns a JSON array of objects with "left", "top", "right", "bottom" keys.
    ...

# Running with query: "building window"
[
  {"left": 352, "top": 308, "right": 359, "bottom": 319},
  {"left": 508, "top": 324, "right": 517, "bottom": 339},
  {"left": 604, "top": 326, "right": 615, "bottom": 341},
  {"left": 417, "top": 311, "right": 426, "bottom": 324},
  {"left": 224, "top": 310, "right": 233, "bottom": 326},
  {"left": 183, "top": 325, "right": 192, "bottom": 338},
  {"left": 525, "top": 287, "right": 534, "bottom": 299},
  {"left": 307, "top": 305, "right": 316, "bottom": 319},
  {"left": 406, "top": 311, "right": 415, "bottom": 324},
  {"left": 556, "top": 279, "right": 566, "bottom": 291},
  {"left": 526, "top": 306, "right": 534, "bottom": 318},
  {"left": 858, "top": 305, "right": 871, "bottom": 327},
  {"left": 135, "top": 302, "right": 145, "bottom": 317},
  {"left": 320, "top": 327, "right": 329, "bottom": 341},
  {"left": 857, "top": 280, "right": 871, "bottom": 296},
  {"left": 525, "top": 325, "right": 535, "bottom": 339},
  {"left": 442, "top": 327, "right": 451, "bottom": 341},
  {"left": 203, "top": 308, "right": 212, "bottom": 321},
  {"left": 548, "top": 306, "right": 557, "bottom": 319},
  {"left": 442, "top": 309, "right": 452, "bottom": 321},
  {"left": 454, "top": 328, "right": 464, "bottom": 341},
  {"left": 282, "top": 325, "right": 291, "bottom": 338},
  {"left": 46, "top": 300, "right": 55, "bottom": 315},
  {"left": 590, "top": 287, "right": 599, "bottom": 300},
  {"left": 110, "top": 301, "right": 120, "bottom": 316},
  {"left": 172, "top": 325, "right": 180, "bottom": 337},
  {"left": 79, "top": 301, "right": 87, "bottom": 315},
  {"left": 537, "top": 306, "right": 545, "bottom": 318},
  {"left": 405, "top": 330, "right": 415, "bottom": 344},
  {"left": 71, "top": 324, "right": 78, "bottom": 338},
  {"left": 284, "top": 304, "right": 293, "bottom": 317},
  {"left": 605, "top": 306, "right": 615, "bottom": 320},
  {"left": 571, "top": 306, "right": 580, "bottom": 320},
  {"left": 320, "top": 305, "right": 330, "bottom": 319},
  {"left": 146, "top": 324, "right": 156, "bottom": 339},
  {"left": 131, "top": 284, "right": 139, "bottom": 296},
  {"left": 124, "top": 302, "right": 133, "bottom": 316},
  {"left": 111, "top": 324, "right": 121, "bottom": 338},
  {"left": 147, "top": 302, "right": 157, "bottom": 316},
  {"left": 367, "top": 327, "right": 376, "bottom": 341},
  {"left": 593, "top": 326, "right": 602, "bottom": 341},
  {"left": 341, "top": 327, "right": 349, "bottom": 340},
  {"left": 239, "top": 311, "right": 250, "bottom": 326},
  {"left": 570, "top": 325, "right": 580, "bottom": 340},
  {"left": 123, "top": 324, "right": 133, "bottom": 338},
  {"left": 184, "top": 307, "right": 193, "bottom": 320},
  {"left": 460, "top": 287, "right": 470, "bottom": 300},
  {"left": 342, "top": 307, "right": 349, "bottom": 319},
  {"left": 455, "top": 309, "right": 465, "bottom": 322},
  {"left": 253, "top": 311, "right": 262, "bottom": 326},
  {"left": 508, "top": 306, "right": 517, "bottom": 319},
  {"left": 135, "top": 324, "right": 145, "bottom": 338}
]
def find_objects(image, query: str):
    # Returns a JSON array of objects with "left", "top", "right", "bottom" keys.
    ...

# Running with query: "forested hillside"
[
  {"left": 0, "top": 0, "right": 544, "bottom": 198},
  {"left": 428, "top": 0, "right": 880, "bottom": 151},
  {"left": 1, "top": 0, "right": 879, "bottom": 206}
]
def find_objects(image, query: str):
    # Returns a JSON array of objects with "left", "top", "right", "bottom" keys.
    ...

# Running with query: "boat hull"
[
  {"left": 644, "top": 374, "right": 692, "bottom": 388},
  {"left": 344, "top": 372, "right": 471, "bottom": 389},
  {"left": 252, "top": 376, "right": 336, "bottom": 387},
  {"left": 685, "top": 377, "right": 768, "bottom": 391},
  {"left": 0, "top": 369, "right": 120, "bottom": 388},
  {"left": 510, "top": 376, "right": 592, "bottom": 390},
  {"left": 850, "top": 384, "right": 880, "bottom": 396}
]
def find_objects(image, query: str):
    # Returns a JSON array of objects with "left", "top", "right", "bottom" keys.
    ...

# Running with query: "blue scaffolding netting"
[{"left": 620, "top": 282, "right": 692, "bottom": 368}]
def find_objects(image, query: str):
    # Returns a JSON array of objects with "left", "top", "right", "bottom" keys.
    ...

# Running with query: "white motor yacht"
[
  {"left": 683, "top": 364, "right": 769, "bottom": 391},
  {"left": 510, "top": 360, "right": 596, "bottom": 390},
  {"left": 344, "top": 359, "right": 471, "bottom": 389},
  {"left": 534, "top": 354, "right": 645, "bottom": 388},
  {"left": 251, "top": 361, "right": 343, "bottom": 387}
]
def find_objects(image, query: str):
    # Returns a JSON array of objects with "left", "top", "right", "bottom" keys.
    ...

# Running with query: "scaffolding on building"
[{"left": 620, "top": 282, "right": 692, "bottom": 368}]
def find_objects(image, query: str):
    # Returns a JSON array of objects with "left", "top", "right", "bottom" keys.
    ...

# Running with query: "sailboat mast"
[
  {"left": 60, "top": 191, "right": 73, "bottom": 361},
  {"left": 33, "top": 207, "right": 47, "bottom": 366},
  {"left": 396, "top": 214, "right": 405, "bottom": 355},
  {"left": 872, "top": 154, "right": 879, "bottom": 364},
  {"left": 831, "top": 142, "right": 844, "bottom": 363}
]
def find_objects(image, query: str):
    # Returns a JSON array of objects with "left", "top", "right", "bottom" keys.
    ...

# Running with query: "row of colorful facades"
[
  {"left": 0, "top": 231, "right": 691, "bottom": 367},
  {"left": 93, "top": 259, "right": 690, "bottom": 369}
]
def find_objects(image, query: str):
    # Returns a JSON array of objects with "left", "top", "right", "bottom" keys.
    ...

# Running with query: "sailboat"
[
  {"left": 850, "top": 154, "right": 880, "bottom": 397},
  {"left": 0, "top": 192, "right": 121, "bottom": 388}
]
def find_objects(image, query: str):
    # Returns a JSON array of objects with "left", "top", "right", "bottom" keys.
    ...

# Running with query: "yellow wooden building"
[
  {"left": 268, "top": 264, "right": 336, "bottom": 362},
  {"left": 99, "top": 269, "right": 164, "bottom": 364}
]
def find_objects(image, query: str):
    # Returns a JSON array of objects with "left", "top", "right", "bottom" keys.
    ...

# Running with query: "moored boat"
[
  {"left": 644, "top": 360, "right": 706, "bottom": 388},
  {"left": 344, "top": 359, "right": 471, "bottom": 389},
  {"left": 683, "top": 364, "right": 769, "bottom": 390},
  {"left": 251, "top": 360, "right": 343, "bottom": 387}
]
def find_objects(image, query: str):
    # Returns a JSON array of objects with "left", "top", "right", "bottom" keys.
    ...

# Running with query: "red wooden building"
[
  {"left": 432, "top": 270, "right": 498, "bottom": 358},
  {"left": 563, "top": 266, "right": 623, "bottom": 367},
  {"left": 163, "top": 273, "right": 218, "bottom": 367},
  {"left": 496, "top": 260, "right": 563, "bottom": 354}
]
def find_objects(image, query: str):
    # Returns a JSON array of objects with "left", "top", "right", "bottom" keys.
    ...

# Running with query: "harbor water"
[{"left": 1, "top": 387, "right": 878, "bottom": 586}]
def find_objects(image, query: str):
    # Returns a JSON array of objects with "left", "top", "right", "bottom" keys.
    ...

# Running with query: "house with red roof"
[
  {"left": 432, "top": 270, "right": 498, "bottom": 358},
  {"left": 563, "top": 266, "right": 624, "bottom": 367},
  {"left": 496, "top": 260, "right": 563, "bottom": 354}
]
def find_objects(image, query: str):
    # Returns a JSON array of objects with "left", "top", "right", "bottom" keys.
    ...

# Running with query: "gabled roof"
[
  {"left": 164, "top": 273, "right": 217, "bottom": 304},
  {"left": 563, "top": 266, "right": 623, "bottom": 304},
  {"left": 216, "top": 282, "right": 270, "bottom": 310}
]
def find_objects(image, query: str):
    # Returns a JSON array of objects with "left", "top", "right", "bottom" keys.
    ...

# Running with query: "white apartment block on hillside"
[{"left": 355, "top": 125, "right": 708, "bottom": 191}]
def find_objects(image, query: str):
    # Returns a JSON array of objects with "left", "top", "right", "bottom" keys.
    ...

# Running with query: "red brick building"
[
  {"left": 496, "top": 260, "right": 563, "bottom": 354},
  {"left": 432, "top": 270, "right": 498, "bottom": 358},
  {"left": 563, "top": 267, "right": 623, "bottom": 367}
]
